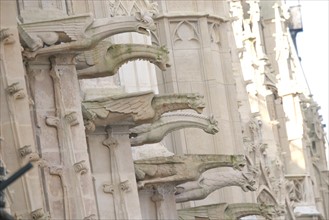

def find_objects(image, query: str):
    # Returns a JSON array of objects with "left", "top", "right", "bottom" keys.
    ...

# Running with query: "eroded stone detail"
[
  {"left": 134, "top": 154, "right": 246, "bottom": 188},
  {"left": 18, "top": 145, "right": 32, "bottom": 157},
  {"left": 175, "top": 169, "right": 256, "bottom": 203},
  {"left": 103, "top": 182, "right": 114, "bottom": 194},
  {"left": 178, "top": 203, "right": 285, "bottom": 220},
  {"left": 129, "top": 113, "right": 219, "bottom": 146},
  {"left": 77, "top": 43, "right": 170, "bottom": 79},
  {"left": 74, "top": 160, "right": 88, "bottom": 175},
  {"left": 31, "top": 208, "right": 49, "bottom": 220},
  {"left": 82, "top": 91, "right": 205, "bottom": 127},
  {"left": 6, "top": 82, "right": 26, "bottom": 99}
]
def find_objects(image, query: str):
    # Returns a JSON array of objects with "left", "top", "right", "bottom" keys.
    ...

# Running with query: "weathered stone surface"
[
  {"left": 82, "top": 91, "right": 205, "bottom": 128},
  {"left": 175, "top": 168, "right": 256, "bottom": 203},
  {"left": 134, "top": 154, "right": 246, "bottom": 188},
  {"left": 77, "top": 43, "right": 170, "bottom": 79}
]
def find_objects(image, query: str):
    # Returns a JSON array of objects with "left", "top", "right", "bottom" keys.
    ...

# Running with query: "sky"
[{"left": 292, "top": 1, "right": 329, "bottom": 142}]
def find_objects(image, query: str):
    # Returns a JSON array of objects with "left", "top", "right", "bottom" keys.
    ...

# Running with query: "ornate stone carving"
[
  {"left": 178, "top": 203, "right": 285, "bottom": 220},
  {"left": 0, "top": 28, "right": 15, "bottom": 44},
  {"left": 20, "top": 13, "right": 156, "bottom": 58},
  {"left": 134, "top": 154, "right": 246, "bottom": 188},
  {"left": 129, "top": 113, "right": 219, "bottom": 146},
  {"left": 108, "top": 0, "right": 159, "bottom": 17},
  {"left": 31, "top": 208, "right": 49, "bottom": 220},
  {"left": 120, "top": 180, "right": 131, "bottom": 192},
  {"left": 103, "top": 182, "right": 114, "bottom": 194},
  {"left": 285, "top": 176, "right": 305, "bottom": 204},
  {"left": 175, "top": 169, "right": 256, "bottom": 203},
  {"left": 77, "top": 43, "right": 170, "bottom": 79},
  {"left": 18, "top": 145, "right": 33, "bottom": 157},
  {"left": 82, "top": 91, "right": 205, "bottom": 127},
  {"left": 73, "top": 160, "right": 88, "bottom": 175},
  {"left": 6, "top": 82, "right": 26, "bottom": 99}
]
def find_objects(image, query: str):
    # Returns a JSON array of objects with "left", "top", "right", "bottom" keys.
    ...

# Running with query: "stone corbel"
[
  {"left": 103, "top": 182, "right": 114, "bottom": 194},
  {"left": 18, "top": 145, "right": 33, "bottom": 158},
  {"left": 0, "top": 28, "right": 15, "bottom": 44},
  {"left": 73, "top": 160, "right": 88, "bottom": 175},
  {"left": 6, "top": 82, "right": 26, "bottom": 99},
  {"left": 31, "top": 208, "right": 49, "bottom": 220}
]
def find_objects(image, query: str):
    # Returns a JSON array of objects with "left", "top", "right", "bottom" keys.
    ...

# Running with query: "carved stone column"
[
  {"left": 87, "top": 126, "right": 142, "bottom": 219},
  {"left": 27, "top": 55, "right": 97, "bottom": 219},
  {"left": 139, "top": 184, "right": 178, "bottom": 220}
]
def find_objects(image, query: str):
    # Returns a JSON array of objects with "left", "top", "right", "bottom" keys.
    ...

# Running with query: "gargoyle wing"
[
  {"left": 104, "top": 91, "right": 156, "bottom": 121},
  {"left": 134, "top": 156, "right": 185, "bottom": 165},
  {"left": 76, "top": 41, "right": 112, "bottom": 66},
  {"left": 20, "top": 14, "right": 94, "bottom": 41}
]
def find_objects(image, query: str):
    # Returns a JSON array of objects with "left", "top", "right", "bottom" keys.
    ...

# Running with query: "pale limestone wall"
[{"left": 0, "top": 1, "right": 46, "bottom": 218}]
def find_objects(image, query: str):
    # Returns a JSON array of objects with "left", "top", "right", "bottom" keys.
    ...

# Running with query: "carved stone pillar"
[
  {"left": 87, "top": 126, "right": 142, "bottom": 219},
  {"left": 27, "top": 55, "right": 97, "bottom": 219},
  {"left": 139, "top": 184, "right": 178, "bottom": 220}
]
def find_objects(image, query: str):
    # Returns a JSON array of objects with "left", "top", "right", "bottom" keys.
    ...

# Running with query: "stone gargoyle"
[
  {"left": 76, "top": 43, "right": 170, "bottom": 79},
  {"left": 129, "top": 113, "right": 219, "bottom": 146},
  {"left": 82, "top": 91, "right": 205, "bottom": 129},
  {"left": 20, "top": 12, "right": 156, "bottom": 58},
  {"left": 134, "top": 154, "right": 246, "bottom": 189},
  {"left": 175, "top": 169, "right": 257, "bottom": 203},
  {"left": 178, "top": 203, "right": 285, "bottom": 220}
]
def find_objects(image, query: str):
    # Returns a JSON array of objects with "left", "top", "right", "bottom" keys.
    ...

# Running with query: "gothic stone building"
[{"left": 0, "top": 0, "right": 328, "bottom": 220}]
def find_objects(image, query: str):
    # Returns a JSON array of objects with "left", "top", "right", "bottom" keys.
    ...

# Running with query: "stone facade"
[{"left": 0, "top": 0, "right": 328, "bottom": 220}]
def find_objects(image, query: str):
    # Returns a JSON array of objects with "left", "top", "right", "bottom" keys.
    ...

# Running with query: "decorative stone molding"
[
  {"left": 82, "top": 91, "right": 205, "bottom": 127},
  {"left": 31, "top": 208, "right": 48, "bottom": 220},
  {"left": 73, "top": 160, "right": 88, "bottom": 175},
  {"left": 18, "top": 145, "right": 33, "bottom": 158},
  {"left": 103, "top": 182, "right": 114, "bottom": 194},
  {"left": 77, "top": 43, "right": 170, "bottom": 79},
  {"left": 108, "top": 0, "right": 159, "bottom": 17},
  {"left": 120, "top": 180, "right": 131, "bottom": 192},
  {"left": 6, "top": 82, "right": 26, "bottom": 99},
  {"left": 129, "top": 113, "right": 219, "bottom": 146},
  {"left": 134, "top": 154, "right": 246, "bottom": 188},
  {"left": 0, "top": 28, "right": 15, "bottom": 44},
  {"left": 178, "top": 202, "right": 285, "bottom": 220},
  {"left": 175, "top": 169, "right": 256, "bottom": 203},
  {"left": 49, "top": 166, "right": 63, "bottom": 177}
]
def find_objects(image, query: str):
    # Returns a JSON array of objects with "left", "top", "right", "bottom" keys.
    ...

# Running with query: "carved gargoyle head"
[
  {"left": 203, "top": 115, "right": 219, "bottom": 134},
  {"left": 260, "top": 203, "right": 285, "bottom": 220},
  {"left": 186, "top": 94, "right": 206, "bottom": 114},
  {"left": 135, "top": 11, "right": 156, "bottom": 35},
  {"left": 241, "top": 172, "right": 257, "bottom": 192},
  {"left": 150, "top": 46, "right": 171, "bottom": 71},
  {"left": 232, "top": 155, "right": 247, "bottom": 171}
]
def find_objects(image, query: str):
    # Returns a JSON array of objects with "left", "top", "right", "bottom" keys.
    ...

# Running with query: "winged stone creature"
[
  {"left": 20, "top": 12, "right": 156, "bottom": 58},
  {"left": 82, "top": 91, "right": 206, "bottom": 128}
]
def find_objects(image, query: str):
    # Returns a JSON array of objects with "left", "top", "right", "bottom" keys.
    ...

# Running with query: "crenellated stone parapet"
[
  {"left": 134, "top": 154, "right": 246, "bottom": 189},
  {"left": 82, "top": 91, "right": 205, "bottom": 128},
  {"left": 129, "top": 113, "right": 219, "bottom": 146},
  {"left": 76, "top": 43, "right": 170, "bottom": 79}
]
